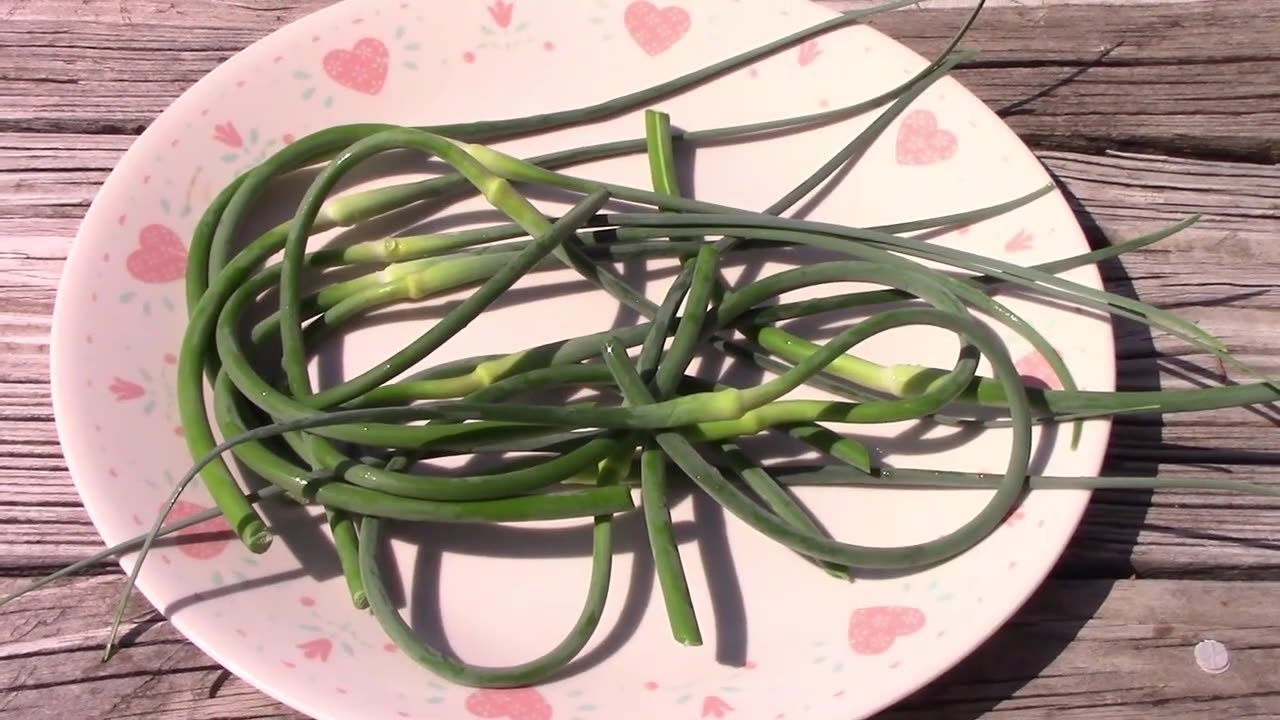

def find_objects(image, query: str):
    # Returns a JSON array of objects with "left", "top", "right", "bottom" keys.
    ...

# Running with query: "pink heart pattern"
[
  {"left": 624, "top": 1, "right": 690, "bottom": 57},
  {"left": 895, "top": 109, "right": 957, "bottom": 166},
  {"left": 126, "top": 224, "right": 186, "bottom": 284},
  {"left": 167, "top": 500, "right": 232, "bottom": 560},
  {"left": 848, "top": 606, "right": 926, "bottom": 655},
  {"left": 466, "top": 689, "right": 552, "bottom": 720},
  {"left": 324, "top": 38, "right": 390, "bottom": 95},
  {"left": 108, "top": 377, "right": 144, "bottom": 402},
  {"left": 702, "top": 695, "right": 734, "bottom": 718},
  {"left": 1015, "top": 349, "right": 1064, "bottom": 390}
]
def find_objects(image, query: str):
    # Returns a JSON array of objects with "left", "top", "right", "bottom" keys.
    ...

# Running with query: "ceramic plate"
[{"left": 51, "top": 1, "right": 1115, "bottom": 718}]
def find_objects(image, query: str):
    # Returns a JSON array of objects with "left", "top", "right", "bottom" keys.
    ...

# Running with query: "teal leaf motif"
[
  {"left": 403, "top": 61, "right": 418, "bottom": 70},
  {"left": 142, "top": 399, "right": 156, "bottom": 415},
  {"left": 120, "top": 292, "right": 136, "bottom": 303},
  {"left": 247, "top": 128, "right": 258, "bottom": 146},
  {"left": 302, "top": 87, "right": 316, "bottom": 100},
  {"left": 221, "top": 153, "right": 239, "bottom": 163},
  {"left": 395, "top": 26, "right": 406, "bottom": 40},
  {"left": 404, "top": 41, "right": 421, "bottom": 50},
  {"left": 293, "top": 70, "right": 312, "bottom": 80}
]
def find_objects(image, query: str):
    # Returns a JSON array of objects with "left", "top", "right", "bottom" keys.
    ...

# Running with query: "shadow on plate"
[
  {"left": 871, "top": 169, "right": 1158, "bottom": 720},
  {"left": 161, "top": 48, "right": 1280, "bottom": 711}
]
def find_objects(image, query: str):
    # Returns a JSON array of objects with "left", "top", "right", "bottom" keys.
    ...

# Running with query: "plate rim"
[{"left": 47, "top": 1, "right": 1114, "bottom": 718}]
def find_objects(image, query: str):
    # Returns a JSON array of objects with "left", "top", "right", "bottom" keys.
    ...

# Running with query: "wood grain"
[
  {"left": 1, "top": 1, "right": 1277, "bottom": 159},
  {"left": 1, "top": 0, "right": 1278, "bottom": 718},
  {"left": 4, "top": 577, "right": 1277, "bottom": 719}
]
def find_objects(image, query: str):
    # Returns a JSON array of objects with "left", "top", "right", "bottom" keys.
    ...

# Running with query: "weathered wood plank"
[
  {"left": 3, "top": 577, "right": 1277, "bottom": 719},
  {"left": 0, "top": 577, "right": 286, "bottom": 720},
  {"left": 0, "top": 0, "right": 1212, "bottom": 27},
  {"left": 0, "top": 1, "right": 1276, "bottom": 159},
  {"left": 859, "top": 1, "right": 1280, "bottom": 161},
  {"left": 885, "top": 578, "right": 1280, "bottom": 718}
]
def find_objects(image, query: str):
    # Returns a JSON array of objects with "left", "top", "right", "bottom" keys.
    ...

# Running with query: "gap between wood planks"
[
  {"left": 0, "top": 2, "right": 1277, "bottom": 161},
  {"left": 2, "top": 577, "right": 1277, "bottom": 719}
]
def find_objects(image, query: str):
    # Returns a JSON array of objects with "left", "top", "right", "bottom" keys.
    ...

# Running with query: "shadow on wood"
[{"left": 872, "top": 168, "right": 1156, "bottom": 719}]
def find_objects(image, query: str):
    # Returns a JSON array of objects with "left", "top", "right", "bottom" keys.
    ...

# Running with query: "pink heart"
[
  {"left": 895, "top": 110, "right": 957, "bottom": 166},
  {"left": 108, "top": 377, "right": 144, "bottom": 402},
  {"left": 465, "top": 689, "right": 551, "bottom": 720},
  {"left": 848, "top": 606, "right": 926, "bottom": 655},
  {"left": 126, "top": 224, "right": 186, "bottom": 284},
  {"left": 1015, "top": 349, "right": 1064, "bottom": 390},
  {"left": 297, "top": 638, "right": 333, "bottom": 662},
  {"left": 324, "top": 37, "right": 389, "bottom": 95},
  {"left": 625, "top": 1, "right": 691, "bottom": 56},
  {"left": 167, "top": 500, "right": 232, "bottom": 560},
  {"left": 702, "top": 695, "right": 734, "bottom": 718},
  {"left": 798, "top": 40, "right": 821, "bottom": 67}
]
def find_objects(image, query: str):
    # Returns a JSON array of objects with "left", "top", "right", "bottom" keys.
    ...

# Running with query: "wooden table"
[{"left": 2, "top": 0, "right": 1278, "bottom": 717}]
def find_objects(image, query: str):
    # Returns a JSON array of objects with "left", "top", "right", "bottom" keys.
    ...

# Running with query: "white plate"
[{"left": 51, "top": 1, "right": 1114, "bottom": 718}]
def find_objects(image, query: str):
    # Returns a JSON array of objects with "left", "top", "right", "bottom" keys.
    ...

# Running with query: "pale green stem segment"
[
  {"left": 601, "top": 312, "right": 1034, "bottom": 570},
  {"left": 326, "top": 508, "right": 367, "bottom": 609},
  {"left": 637, "top": 113, "right": 706, "bottom": 646}
]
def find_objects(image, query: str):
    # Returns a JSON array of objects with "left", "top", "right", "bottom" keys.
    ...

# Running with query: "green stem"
[{"left": 326, "top": 508, "right": 367, "bottom": 609}]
